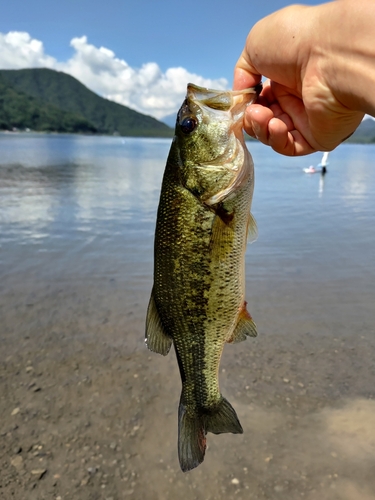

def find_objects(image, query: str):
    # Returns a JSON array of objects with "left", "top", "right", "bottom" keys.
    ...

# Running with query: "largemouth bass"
[{"left": 146, "top": 83, "right": 260, "bottom": 472}]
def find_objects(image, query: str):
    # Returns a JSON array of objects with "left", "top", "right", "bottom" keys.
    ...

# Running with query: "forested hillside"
[{"left": 0, "top": 68, "right": 173, "bottom": 137}]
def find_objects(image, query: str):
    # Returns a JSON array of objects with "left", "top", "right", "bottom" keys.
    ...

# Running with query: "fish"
[{"left": 145, "top": 83, "right": 260, "bottom": 472}]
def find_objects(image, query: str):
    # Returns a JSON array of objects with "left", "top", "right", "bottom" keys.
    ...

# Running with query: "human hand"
[{"left": 233, "top": 3, "right": 365, "bottom": 156}]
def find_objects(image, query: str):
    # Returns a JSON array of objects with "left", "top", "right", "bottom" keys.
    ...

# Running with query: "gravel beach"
[{"left": 1, "top": 270, "right": 375, "bottom": 500}]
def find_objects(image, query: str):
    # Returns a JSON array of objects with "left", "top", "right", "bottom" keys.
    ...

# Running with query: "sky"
[{"left": 0, "top": 0, "right": 321, "bottom": 122}]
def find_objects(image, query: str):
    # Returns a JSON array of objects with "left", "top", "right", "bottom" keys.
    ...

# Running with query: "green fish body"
[{"left": 146, "top": 83, "right": 259, "bottom": 472}]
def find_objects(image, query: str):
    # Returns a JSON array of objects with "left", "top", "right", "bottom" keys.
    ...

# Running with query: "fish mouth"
[{"left": 186, "top": 83, "right": 261, "bottom": 121}]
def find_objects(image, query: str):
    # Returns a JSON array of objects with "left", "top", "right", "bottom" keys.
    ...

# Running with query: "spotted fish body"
[{"left": 146, "top": 83, "right": 259, "bottom": 472}]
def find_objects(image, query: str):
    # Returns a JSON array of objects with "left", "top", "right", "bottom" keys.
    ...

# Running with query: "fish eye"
[{"left": 180, "top": 116, "right": 197, "bottom": 134}]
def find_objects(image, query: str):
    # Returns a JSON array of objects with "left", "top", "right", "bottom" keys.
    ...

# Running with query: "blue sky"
[{"left": 0, "top": 0, "right": 321, "bottom": 120}]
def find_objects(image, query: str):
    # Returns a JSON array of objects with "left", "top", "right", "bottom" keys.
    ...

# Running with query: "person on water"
[{"left": 233, "top": 0, "right": 375, "bottom": 157}]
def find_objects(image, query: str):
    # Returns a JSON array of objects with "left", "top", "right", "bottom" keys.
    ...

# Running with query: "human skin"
[{"left": 233, "top": 0, "right": 375, "bottom": 156}]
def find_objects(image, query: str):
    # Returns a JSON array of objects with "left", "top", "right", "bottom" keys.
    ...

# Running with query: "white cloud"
[
  {"left": 0, "top": 31, "right": 229, "bottom": 120},
  {"left": 0, "top": 31, "right": 56, "bottom": 69}
]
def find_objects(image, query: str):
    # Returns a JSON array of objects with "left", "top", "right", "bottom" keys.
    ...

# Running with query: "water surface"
[{"left": 1, "top": 133, "right": 374, "bottom": 338}]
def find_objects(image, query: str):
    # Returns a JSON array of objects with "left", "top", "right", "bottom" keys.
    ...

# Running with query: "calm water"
[{"left": 0, "top": 132, "right": 374, "bottom": 298}]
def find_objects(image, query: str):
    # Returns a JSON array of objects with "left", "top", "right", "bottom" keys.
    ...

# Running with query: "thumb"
[{"left": 233, "top": 52, "right": 262, "bottom": 91}]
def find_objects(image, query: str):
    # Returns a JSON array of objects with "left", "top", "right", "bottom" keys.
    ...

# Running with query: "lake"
[
  {"left": 1, "top": 133, "right": 374, "bottom": 303},
  {"left": 1, "top": 133, "right": 375, "bottom": 499}
]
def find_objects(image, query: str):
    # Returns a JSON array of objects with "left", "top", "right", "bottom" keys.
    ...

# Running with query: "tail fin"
[
  {"left": 178, "top": 396, "right": 243, "bottom": 472},
  {"left": 178, "top": 400, "right": 206, "bottom": 472},
  {"left": 204, "top": 397, "right": 243, "bottom": 435}
]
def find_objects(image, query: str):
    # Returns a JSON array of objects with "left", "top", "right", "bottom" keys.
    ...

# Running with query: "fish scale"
[{"left": 146, "top": 83, "right": 260, "bottom": 472}]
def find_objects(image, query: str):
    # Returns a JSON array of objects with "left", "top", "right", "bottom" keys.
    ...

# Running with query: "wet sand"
[{"left": 1, "top": 270, "right": 375, "bottom": 500}]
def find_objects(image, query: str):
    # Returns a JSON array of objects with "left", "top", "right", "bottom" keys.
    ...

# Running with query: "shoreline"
[{"left": 1, "top": 131, "right": 375, "bottom": 144}]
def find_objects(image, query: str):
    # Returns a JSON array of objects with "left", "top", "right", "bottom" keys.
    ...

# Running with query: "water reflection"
[
  {"left": 0, "top": 135, "right": 170, "bottom": 242},
  {"left": 1, "top": 135, "right": 374, "bottom": 284},
  {"left": 318, "top": 174, "right": 325, "bottom": 197},
  {"left": 343, "top": 162, "right": 371, "bottom": 205}
]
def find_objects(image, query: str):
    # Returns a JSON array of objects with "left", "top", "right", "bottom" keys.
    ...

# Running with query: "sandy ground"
[{"left": 1, "top": 271, "right": 375, "bottom": 500}]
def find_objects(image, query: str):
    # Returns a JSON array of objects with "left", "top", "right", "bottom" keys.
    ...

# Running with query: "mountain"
[
  {"left": 0, "top": 73, "right": 97, "bottom": 133},
  {"left": 0, "top": 68, "right": 173, "bottom": 137},
  {"left": 346, "top": 117, "right": 375, "bottom": 143},
  {"left": 161, "top": 112, "right": 178, "bottom": 128}
]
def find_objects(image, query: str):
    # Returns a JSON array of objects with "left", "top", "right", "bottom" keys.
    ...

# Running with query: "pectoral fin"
[
  {"left": 228, "top": 302, "right": 257, "bottom": 343},
  {"left": 247, "top": 212, "right": 258, "bottom": 243},
  {"left": 145, "top": 291, "right": 172, "bottom": 355}
]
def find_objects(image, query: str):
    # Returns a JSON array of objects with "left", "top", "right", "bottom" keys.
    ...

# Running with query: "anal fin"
[
  {"left": 145, "top": 290, "right": 172, "bottom": 355},
  {"left": 228, "top": 301, "right": 257, "bottom": 343}
]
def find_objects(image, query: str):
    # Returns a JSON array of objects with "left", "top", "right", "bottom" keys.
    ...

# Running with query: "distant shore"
[
  {"left": 1, "top": 129, "right": 373, "bottom": 143},
  {"left": 0, "top": 129, "right": 174, "bottom": 139}
]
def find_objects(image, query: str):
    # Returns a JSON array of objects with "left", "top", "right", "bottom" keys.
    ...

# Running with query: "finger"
[
  {"left": 245, "top": 101, "right": 295, "bottom": 142},
  {"left": 233, "top": 54, "right": 262, "bottom": 91},
  {"left": 247, "top": 106, "right": 293, "bottom": 153},
  {"left": 267, "top": 101, "right": 293, "bottom": 128},
  {"left": 246, "top": 105, "right": 317, "bottom": 156},
  {"left": 244, "top": 105, "right": 273, "bottom": 142},
  {"left": 268, "top": 118, "right": 316, "bottom": 156}
]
